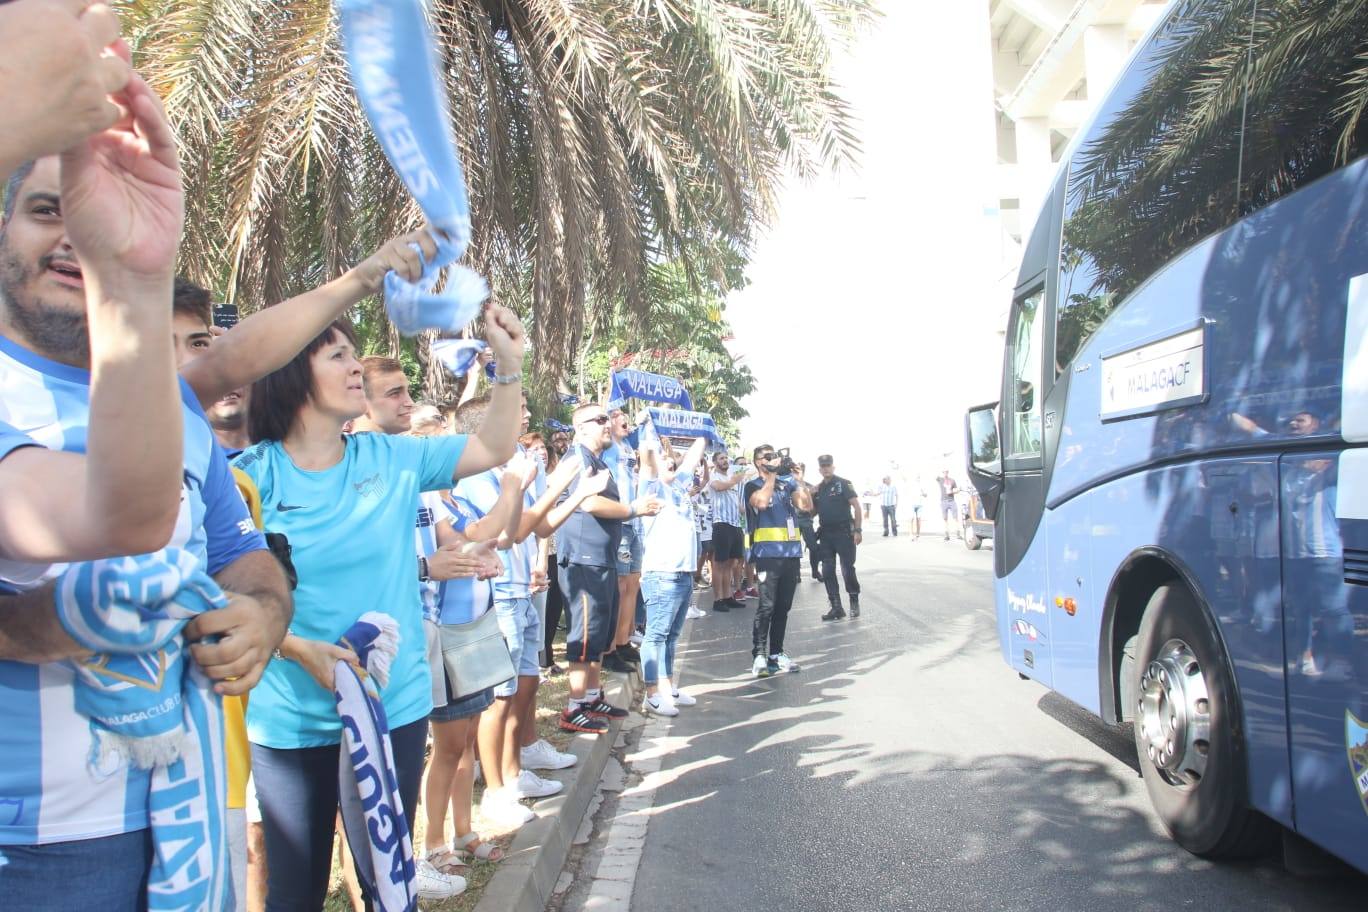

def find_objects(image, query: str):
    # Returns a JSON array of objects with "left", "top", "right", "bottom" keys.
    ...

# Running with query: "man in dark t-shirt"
[{"left": 555, "top": 404, "right": 660, "bottom": 734}]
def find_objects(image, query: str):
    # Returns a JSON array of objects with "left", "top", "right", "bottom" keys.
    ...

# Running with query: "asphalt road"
[{"left": 622, "top": 535, "right": 1366, "bottom": 912}]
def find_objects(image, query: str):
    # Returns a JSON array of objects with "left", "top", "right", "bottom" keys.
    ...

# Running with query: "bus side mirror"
[{"left": 965, "top": 402, "right": 1002, "bottom": 520}]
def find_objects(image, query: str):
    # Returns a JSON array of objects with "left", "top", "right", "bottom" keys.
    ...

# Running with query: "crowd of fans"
[{"left": 0, "top": 5, "right": 817, "bottom": 910}]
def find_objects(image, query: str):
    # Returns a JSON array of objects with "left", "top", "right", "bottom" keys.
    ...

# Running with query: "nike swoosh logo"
[{"left": 276, "top": 502, "right": 306, "bottom": 512}]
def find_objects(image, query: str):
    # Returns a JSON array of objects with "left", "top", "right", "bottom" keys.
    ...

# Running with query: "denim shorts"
[
  {"left": 430, "top": 683, "right": 495, "bottom": 722},
  {"left": 493, "top": 597, "right": 541, "bottom": 697},
  {"left": 616, "top": 522, "right": 644, "bottom": 575}
]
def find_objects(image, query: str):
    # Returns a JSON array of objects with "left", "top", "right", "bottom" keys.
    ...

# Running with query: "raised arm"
[
  {"left": 453, "top": 304, "right": 526, "bottom": 478},
  {"left": 458, "top": 465, "right": 527, "bottom": 548},
  {"left": 181, "top": 230, "right": 439, "bottom": 408},
  {"left": 0, "top": 75, "right": 186, "bottom": 563},
  {"left": 534, "top": 470, "right": 611, "bottom": 537},
  {"left": 675, "top": 438, "right": 708, "bottom": 485}
]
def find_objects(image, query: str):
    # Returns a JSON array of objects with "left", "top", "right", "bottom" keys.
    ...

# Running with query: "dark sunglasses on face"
[{"left": 580, "top": 415, "right": 610, "bottom": 426}]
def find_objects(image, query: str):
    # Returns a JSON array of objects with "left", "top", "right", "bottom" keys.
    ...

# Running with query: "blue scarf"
[
  {"left": 608, "top": 369, "right": 694, "bottom": 410},
  {"left": 640, "top": 407, "right": 726, "bottom": 451},
  {"left": 55, "top": 548, "right": 233, "bottom": 912},
  {"left": 334, "top": 612, "right": 416, "bottom": 912},
  {"left": 337, "top": 0, "right": 487, "bottom": 335},
  {"left": 431, "top": 338, "right": 487, "bottom": 377}
]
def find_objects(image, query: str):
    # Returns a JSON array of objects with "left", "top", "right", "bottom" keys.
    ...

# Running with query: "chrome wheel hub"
[{"left": 1137, "top": 638, "right": 1211, "bottom": 788}]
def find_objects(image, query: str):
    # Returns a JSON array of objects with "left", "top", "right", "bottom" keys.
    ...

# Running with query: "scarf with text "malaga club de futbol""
[{"left": 56, "top": 548, "right": 234, "bottom": 912}]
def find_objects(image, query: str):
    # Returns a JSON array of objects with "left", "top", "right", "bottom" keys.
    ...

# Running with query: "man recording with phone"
[{"left": 743, "top": 445, "right": 812, "bottom": 678}]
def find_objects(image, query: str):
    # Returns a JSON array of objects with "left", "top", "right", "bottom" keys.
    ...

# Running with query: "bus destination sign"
[{"left": 1100, "top": 325, "right": 1205, "bottom": 421}]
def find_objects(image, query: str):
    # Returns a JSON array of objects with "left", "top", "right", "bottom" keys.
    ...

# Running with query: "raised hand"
[
  {"left": 482, "top": 301, "right": 526, "bottom": 373},
  {"left": 350, "top": 228, "right": 440, "bottom": 296},
  {"left": 0, "top": 0, "right": 131, "bottom": 173},
  {"left": 59, "top": 73, "right": 182, "bottom": 282},
  {"left": 576, "top": 469, "right": 611, "bottom": 500}
]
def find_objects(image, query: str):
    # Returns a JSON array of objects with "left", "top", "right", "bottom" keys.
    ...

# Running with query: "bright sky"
[{"left": 728, "top": 1, "right": 1007, "bottom": 496}]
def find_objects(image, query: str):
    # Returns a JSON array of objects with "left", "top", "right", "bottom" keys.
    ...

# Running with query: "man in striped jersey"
[{"left": 707, "top": 450, "right": 748, "bottom": 613}]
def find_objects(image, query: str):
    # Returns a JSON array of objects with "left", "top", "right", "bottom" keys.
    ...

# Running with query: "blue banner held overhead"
[
  {"left": 608, "top": 369, "right": 693, "bottom": 411},
  {"left": 546, "top": 419, "right": 573, "bottom": 433},
  {"left": 641, "top": 407, "right": 726, "bottom": 451}
]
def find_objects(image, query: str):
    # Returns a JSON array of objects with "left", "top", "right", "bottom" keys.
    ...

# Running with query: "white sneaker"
[
  {"left": 686, "top": 606, "right": 706, "bottom": 619},
  {"left": 511, "top": 768, "right": 564, "bottom": 799},
  {"left": 773, "top": 653, "right": 801, "bottom": 673},
  {"left": 752, "top": 655, "right": 771, "bottom": 678},
  {"left": 473, "top": 759, "right": 482, "bottom": 783},
  {"left": 480, "top": 788, "right": 536, "bottom": 828},
  {"left": 415, "top": 857, "right": 466, "bottom": 899},
  {"left": 671, "top": 689, "right": 696, "bottom": 707},
  {"left": 642, "top": 692, "right": 679, "bottom": 716},
  {"left": 629, "top": 631, "right": 644, "bottom": 647},
  {"left": 520, "top": 738, "right": 577, "bottom": 771}
]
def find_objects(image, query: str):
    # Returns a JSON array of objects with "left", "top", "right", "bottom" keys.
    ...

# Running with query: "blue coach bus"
[{"left": 966, "top": 0, "right": 1368, "bottom": 873}]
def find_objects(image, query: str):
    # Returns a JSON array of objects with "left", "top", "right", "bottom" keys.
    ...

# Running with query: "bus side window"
[
  {"left": 1053, "top": 5, "right": 1253, "bottom": 374},
  {"left": 1007, "top": 289, "right": 1044, "bottom": 458}
]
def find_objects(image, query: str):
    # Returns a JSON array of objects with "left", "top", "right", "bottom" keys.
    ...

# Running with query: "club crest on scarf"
[{"left": 56, "top": 548, "right": 234, "bottom": 911}]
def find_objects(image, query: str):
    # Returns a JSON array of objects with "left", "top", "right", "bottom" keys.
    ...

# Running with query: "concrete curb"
[{"left": 472, "top": 671, "right": 640, "bottom": 912}]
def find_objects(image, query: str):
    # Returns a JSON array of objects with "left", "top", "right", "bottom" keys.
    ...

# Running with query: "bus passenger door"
[
  {"left": 1000, "top": 284, "right": 1053, "bottom": 685},
  {"left": 1282, "top": 449, "right": 1368, "bottom": 871}
]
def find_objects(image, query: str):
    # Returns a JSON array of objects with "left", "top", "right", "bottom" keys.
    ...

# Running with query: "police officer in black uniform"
[{"left": 813, "top": 454, "right": 862, "bottom": 620}]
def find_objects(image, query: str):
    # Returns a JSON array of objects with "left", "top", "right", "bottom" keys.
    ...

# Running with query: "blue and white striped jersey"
[
  {"left": 436, "top": 495, "right": 493, "bottom": 625},
  {"left": 707, "top": 468, "right": 745, "bottom": 528},
  {"left": 452, "top": 469, "right": 536, "bottom": 600},
  {"left": 0, "top": 335, "right": 266, "bottom": 845},
  {"left": 416, "top": 493, "right": 442, "bottom": 623}
]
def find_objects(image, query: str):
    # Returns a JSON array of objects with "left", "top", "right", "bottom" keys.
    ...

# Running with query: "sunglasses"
[{"left": 579, "top": 415, "right": 610, "bottom": 426}]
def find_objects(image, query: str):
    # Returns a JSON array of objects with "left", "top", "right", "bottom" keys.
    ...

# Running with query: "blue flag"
[{"left": 608, "top": 369, "right": 693, "bottom": 411}]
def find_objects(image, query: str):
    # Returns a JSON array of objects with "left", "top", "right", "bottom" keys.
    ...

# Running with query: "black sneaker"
[
  {"left": 583, "top": 699, "right": 629, "bottom": 720},
  {"left": 712, "top": 598, "right": 731, "bottom": 613},
  {"left": 602, "top": 651, "right": 634, "bottom": 673},
  {"left": 559, "top": 707, "right": 609, "bottom": 734},
  {"left": 849, "top": 596, "right": 861, "bottom": 618},
  {"left": 726, "top": 597, "right": 746, "bottom": 609},
  {"left": 821, "top": 607, "right": 846, "bottom": 622}
]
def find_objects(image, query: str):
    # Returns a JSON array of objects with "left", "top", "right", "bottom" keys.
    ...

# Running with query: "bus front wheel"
[{"left": 1131, "top": 584, "right": 1276, "bottom": 858}]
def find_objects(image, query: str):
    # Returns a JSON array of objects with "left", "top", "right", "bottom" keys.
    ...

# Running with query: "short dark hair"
[
  {"left": 172, "top": 276, "right": 212, "bottom": 328},
  {"left": 247, "top": 319, "right": 358, "bottom": 443},
  {"left": 571, "top": 402, "right": 604, "bottom": 423},
  {"left": 453, "top": 395, "right": 490, "bottom": 434},
  {"left": 2, "top": 161, "right": 37, "bottom": 225},
  {"left": 753, "top": 443, "right": 775, "bottom": 462}
]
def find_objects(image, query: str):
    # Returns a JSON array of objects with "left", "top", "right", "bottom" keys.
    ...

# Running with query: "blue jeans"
[
  {"left": 0, "top": 828, "right": 152, "bottom": 911},
  {"left": 251, "top": 718, "right": 429, "bottom": 912},
  {"left": 640, "top": 571, "right": 693, "bottom": 684}
]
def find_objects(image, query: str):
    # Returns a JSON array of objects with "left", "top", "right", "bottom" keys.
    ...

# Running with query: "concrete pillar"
[
  {"left": 1014, "top": 115, "right": 1054, "bottom": 240},
  {"left": 1083, "top": 23, "right": 1128, "bottom": 101}
]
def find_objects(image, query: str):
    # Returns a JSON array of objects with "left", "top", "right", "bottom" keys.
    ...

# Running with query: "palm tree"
[{"left": 115, "top": 0, "right": 876, "bottom": 392}]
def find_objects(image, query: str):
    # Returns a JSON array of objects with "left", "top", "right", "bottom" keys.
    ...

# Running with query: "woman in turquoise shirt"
[{"left": 233, "top": 304, "right": 525, "bottom": 911}]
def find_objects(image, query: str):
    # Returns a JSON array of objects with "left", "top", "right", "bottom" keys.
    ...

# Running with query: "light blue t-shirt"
[
  {"left": 640, "top": 475, "right": 699, "bottom": 573},
  {"left": 234, "top": 432, "right": 466, "bottom": 748},
  {"left": 452, "top": 469, "right": 535, "bottom": 600}
]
